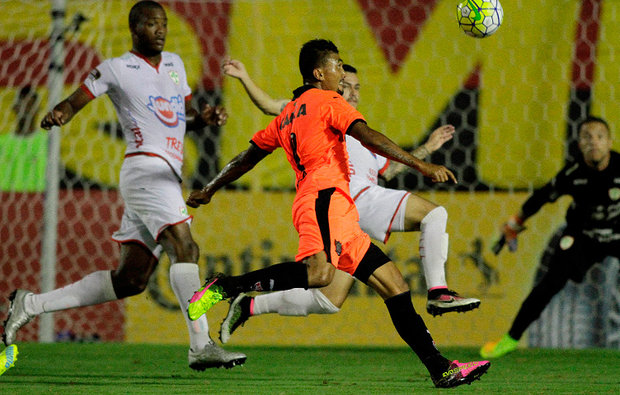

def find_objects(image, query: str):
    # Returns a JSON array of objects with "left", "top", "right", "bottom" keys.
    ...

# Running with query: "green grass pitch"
[{"left": 1, "top": 343, "right": 618, "bottom": 394}]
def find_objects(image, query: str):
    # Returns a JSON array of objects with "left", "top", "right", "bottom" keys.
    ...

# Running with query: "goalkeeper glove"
[{"left": 492, "top": 215, "right": 525, "bottom": 255}]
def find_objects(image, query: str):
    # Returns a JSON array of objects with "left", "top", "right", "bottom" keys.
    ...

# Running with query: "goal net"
[{"left": 1, "top": 0, "right": 618, "bottom": 348}]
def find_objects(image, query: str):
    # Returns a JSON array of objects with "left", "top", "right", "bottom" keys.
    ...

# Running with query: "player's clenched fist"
[
  {"left": 186, "top": 188, "right": 214, "bottom": 208},
  {"left": 40, "top": 108, "right": 69, "bottom": 130}
]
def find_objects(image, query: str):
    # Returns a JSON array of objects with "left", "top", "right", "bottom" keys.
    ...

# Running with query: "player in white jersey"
[
  {"left": 2, "top": 1, "right": 245, "bottom": 370},
  {"left": 216, "top": 59, "right": 480, "bottom": 343}
]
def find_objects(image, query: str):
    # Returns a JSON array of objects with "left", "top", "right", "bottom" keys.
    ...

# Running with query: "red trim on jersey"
[
  {"left": 80, "top": 83, "right": 95, "bottom": 99},
  {"left": 352, "top": 186, "right": 370, "bottom": 201},
  {"left": 110, "top": 238, "right": 159, "bottom": 260},
  {"left": 125, "top": 152, "right": 166, "bottom": 160},
  {"left": 155, "top": 216, "right": 193, "bottom": 242},
  {"left": 130, "top": 50, "right": 161, "bottom": 71},
  {"left": 124, "top": 152, "right": 182, "bottom": 182},
  {"left": 378, "top": 158, "right": 391, "bottom": 176},
  {"left": 384, "top": 191, "right": 410, "bottom": 243}
]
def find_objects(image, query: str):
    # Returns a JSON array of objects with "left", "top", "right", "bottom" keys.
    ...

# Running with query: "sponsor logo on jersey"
[
  {"left": 146, "top": 94, "right": 185, "bottom": 127},
  {"left": 164, "top": 62, "right": 174, "bottom": 67},
  {"left": 126, "top": 64, "right": 140, "bottom": 69},
  {"left": 169, "top": 70, "right": 179, "bottom": 85}
]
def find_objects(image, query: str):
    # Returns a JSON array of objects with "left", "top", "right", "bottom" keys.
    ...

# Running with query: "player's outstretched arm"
[
  {"left": 186, "top": 143, "right": 270, "bottom": 208},
  {"left": 492, "top": 180, "right": 558, "bottom": 254},
  {"left": 382, "top": 125, "right": 455, "bottom": 181},
  {"left": 40, "top": 87, "right": 92, "bottom": 130},
  {"left": 222, "top": 58, "right": 289, "bottom": 116},
  {"left": 349, "top": 122, "right": 457, "bottom": 184}
]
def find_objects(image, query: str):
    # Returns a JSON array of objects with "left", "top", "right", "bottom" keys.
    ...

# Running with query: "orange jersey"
[{"left": 251, "top": 86, "right": 365, "bottom": 198}]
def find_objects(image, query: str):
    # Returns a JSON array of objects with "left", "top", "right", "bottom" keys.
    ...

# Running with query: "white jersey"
[
  {"left": 345, "top": 134, "right": 390, "bottom": 197},
  {"left": 82, "top": 51, "right": 191, "bottom": 178},
  {"left": 346, "top": 134, "right": 410, "bottom": 243}
]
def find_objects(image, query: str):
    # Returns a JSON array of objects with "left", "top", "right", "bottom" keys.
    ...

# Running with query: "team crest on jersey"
[
  {"left": 559, "top": 235, "right": 574, "bottom": 250},
  {"left": 180, "top": 206, "right": 188, "bottom": 216},
  {"left": 146, "top": 94, "right": 185, "bottom": 127},
  {"left": 169, "top": 70, "right": 180, "bottom": 85},
  {"left": 610, "top": 187, "right": 620, "bottom": 201}
]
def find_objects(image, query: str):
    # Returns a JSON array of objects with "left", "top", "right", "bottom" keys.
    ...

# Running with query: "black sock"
[
  {"left": 221, "top": 262, "right": 308, "bottom": 295},
  {"left": 385, "top": 291, "right": 451, "bottom": 376}
]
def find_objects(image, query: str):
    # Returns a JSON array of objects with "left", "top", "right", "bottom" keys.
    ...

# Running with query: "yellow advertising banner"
[{"left": 126, "top": 190, "right": 569, "bottom": 347}]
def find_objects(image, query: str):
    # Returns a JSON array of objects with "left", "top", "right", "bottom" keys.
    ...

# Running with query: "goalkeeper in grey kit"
[{"left": 482, "top": 116, "right": 620, "bottom": 358}]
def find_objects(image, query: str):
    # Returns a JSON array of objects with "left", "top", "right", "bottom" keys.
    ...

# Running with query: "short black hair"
[
  {"left": 299, "top": 39, "right": 339, "bottom": 82},
  {"left": 129, "top": 0, "right": 163, "bottom": 28},
  {"left": 343, "top": 64, "right": 357, "bottom": 73},
  {"left": 578, "top": 116, "right": 609, "bottom": 133}
]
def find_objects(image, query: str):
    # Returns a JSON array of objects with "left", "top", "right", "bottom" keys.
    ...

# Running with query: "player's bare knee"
[
  {"left": 304, "top": 255, "right": 335, "bottom": 287},
  {"left": 164, "top": 237, "right": 199, "bottom": 263},
  {"left": 177, "top": 238, "right": 199, "bottom": 262},
  {"left": 307, "top": 266, "right": 334, "bottom": 287}
]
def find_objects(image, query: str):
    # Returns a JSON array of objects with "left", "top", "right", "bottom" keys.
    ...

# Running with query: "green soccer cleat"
[
  {"left": 187, "top": 277, "right": 226, "bottom": 321},
  {"left": 0, "top": 344, "right": 18, "bottom": 376},
  {"left": 480, "top": 334, "right": 519, "bottom": 358}
]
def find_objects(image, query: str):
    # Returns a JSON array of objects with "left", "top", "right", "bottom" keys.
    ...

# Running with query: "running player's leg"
[
  {"left": 403, "top": 194, "right": 480, "bottom": 315},
  {"left": 356, "top": 185, "right": 479, "bottom": 315},
  {"left": 159, "top": 224, "right": 210, "bottom": 349},
  {"left": 119, "top": 155, "right": 244, "bottom": 368},
  {"left": 1, "top": 244, "right": 139, "bottom": 346},
  {"left": 353, "top": 243, "right": 489, "bottom": 387},
  {"left": 219, "top": 270, "right": 352, "bottom": 343},
  {"left": 252, "top": 270, "right": 353, "bottom": 316},
  {"left": 480, "top": 231, "right": 578, "bottom": 358},
  {"left": 200, "top": 251, "right": 331, "bottom": 299}
]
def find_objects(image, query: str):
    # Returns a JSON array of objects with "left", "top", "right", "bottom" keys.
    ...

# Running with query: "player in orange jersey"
[{"left": 186, "top": 39, "right": 489, "bottom": 388}]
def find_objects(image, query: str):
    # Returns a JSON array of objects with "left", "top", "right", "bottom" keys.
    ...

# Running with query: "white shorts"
[
  {"left": 112, "top": 155, "right": 192, "bottom": 258},
  {"left": 351, "top": 182, "right": 410, "bottom": 243}
]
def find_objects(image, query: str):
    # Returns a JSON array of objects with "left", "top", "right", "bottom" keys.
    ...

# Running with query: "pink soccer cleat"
[{"left": 431, "top": 359, "right": 490, "bottom": 388}]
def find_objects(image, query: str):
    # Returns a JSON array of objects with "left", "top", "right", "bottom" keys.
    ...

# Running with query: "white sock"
[
  {"left": 26, "top": 270, "right": 118, "bottom": 315},
  {"left": 252, "top": 288, "right": 340, "bottom": 316},
  {"left": 419, "top": 206, "right": 449, "bottom": 290},
  {"left": 170, "top": 263, "right": 211, "bottom": 350}
]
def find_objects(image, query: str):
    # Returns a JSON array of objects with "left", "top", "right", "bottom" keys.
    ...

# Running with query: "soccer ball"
[{"left": 456, "top": 0, "right": 503, "bottom": 38}]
